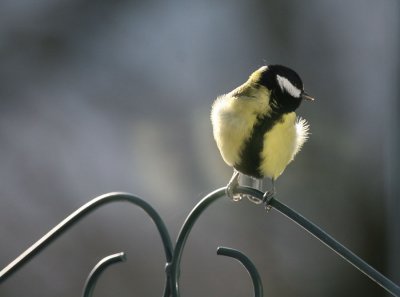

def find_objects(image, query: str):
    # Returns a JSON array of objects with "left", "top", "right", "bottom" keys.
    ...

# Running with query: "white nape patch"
[{"left": 276, "top": 75, "right": 301, "bottom": 98}]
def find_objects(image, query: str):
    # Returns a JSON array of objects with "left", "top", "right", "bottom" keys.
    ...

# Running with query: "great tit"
[{"left": 211, "top": 65, "right": 314, "bottom": 204}]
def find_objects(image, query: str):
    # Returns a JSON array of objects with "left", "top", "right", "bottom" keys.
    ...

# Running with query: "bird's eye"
[{"left": 276, "top": 75, "right": 301, "bottom": 98}]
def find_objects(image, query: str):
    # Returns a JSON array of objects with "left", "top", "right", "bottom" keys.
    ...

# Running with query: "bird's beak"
[{"left": 301, "top": 91, "right": 315, "bottom": 101}]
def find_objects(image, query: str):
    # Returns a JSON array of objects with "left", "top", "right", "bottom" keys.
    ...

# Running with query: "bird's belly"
[
  {"left": 213, "top": 111, "right": 256, "bottom": 167},
  {"left": 259, "top": 113, "right": 297, "bottom": 179},
  {"left": 211, "top": 88, "right": 271, "bottom": 169}
]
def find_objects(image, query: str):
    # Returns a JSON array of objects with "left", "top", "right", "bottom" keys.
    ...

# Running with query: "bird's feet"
[
  {"left": 226, "top": 182, "right": 242, "bottom": 202},
  {"left": 226, "top": 171, "right": 242, "bottom": 201},
  {"left": 262, "top": 190, "right": 275, "bottom": 211},
  {"left": 226, "top": 172, "right": 276, "bottom": 209},
  {"left": 245, "top": 188, "right": 275, "bottom": 207},
  {"left": 246, "top": 195, "right": 263, "bottom": 204}
]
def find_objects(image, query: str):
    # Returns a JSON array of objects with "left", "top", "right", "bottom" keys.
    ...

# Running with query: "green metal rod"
[
  {"left": 236, "top": 186, "right": 400, "bottom": 297},
  {"left": 170, "top": 187, "right": 226, "bottom": 297},
  {"left": 82, "top": 252, "right": 126, "bottom": 297},
  {"left": 217, "top": 247, "right": 263, "bottom": 297},
  {"left": 0, "top": 191, "right": 173, "bottom": 297},
  {"left": 2, "top": 187, "right": 398, "bottom": 297}
]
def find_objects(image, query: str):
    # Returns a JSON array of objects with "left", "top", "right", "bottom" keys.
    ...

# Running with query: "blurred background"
[{"left": 1, "top": 1, "right": 399, "bottom": 296}]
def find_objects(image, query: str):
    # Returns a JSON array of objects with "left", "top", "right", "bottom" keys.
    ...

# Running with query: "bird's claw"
[
  {"left": 225, "top": 184, "right": 242, "bottom": 202},
  {"left": 246, "top": 195, "right": 263, "bottom": 204},
  {"left": 245, "top": 189, "right": 275, "bottom": 207},
  {"left": 262, "top": 190, "right": 275, "bottom": 211},
  {"left": 226, "top": 171, "right": 243, "bottom": 201},
  {"left": 226, "top": 171, "right": 276, "bottom": 208}
]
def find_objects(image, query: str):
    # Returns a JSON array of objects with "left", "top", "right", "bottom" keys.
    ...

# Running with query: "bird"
[{"left": 210, "top": 65, "right": 314, "bottom": 204}]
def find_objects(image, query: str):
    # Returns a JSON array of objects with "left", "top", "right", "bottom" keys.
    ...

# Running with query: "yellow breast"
[
  {"left": 211, "top": 85, "right": 271, "bottom": 167},
  {"left": 259, "top": 112, "right": 297, "bottom": 179}
]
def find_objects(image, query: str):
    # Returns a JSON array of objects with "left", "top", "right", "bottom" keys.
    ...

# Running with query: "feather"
[{"left": 293, "top": 117, "right": 310, "bottom": 159}]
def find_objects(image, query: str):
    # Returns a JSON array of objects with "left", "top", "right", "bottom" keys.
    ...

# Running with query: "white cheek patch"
[{"left": 276, "top": 75, "right": 301, "bottom": 98}]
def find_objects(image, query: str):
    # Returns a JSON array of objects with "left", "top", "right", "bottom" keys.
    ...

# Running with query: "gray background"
[{"left": 1, "top": 1, "right": 399, "bottom": 296}]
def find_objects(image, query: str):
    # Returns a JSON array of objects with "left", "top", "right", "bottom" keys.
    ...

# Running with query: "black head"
[{"left": 258, "top": 65, "right": 312, "bottom": 113}]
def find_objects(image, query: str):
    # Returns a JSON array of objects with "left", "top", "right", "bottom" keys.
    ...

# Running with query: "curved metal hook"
[
  {"left": 82, "top": 252, "right": 126, "bottom": 297},
  {"left": 217, "top": 247, "right": 263, "bottom": 297},
  {"left": 0, "top": 192, "right": 173, "bottom": 297},
  {"left": 236, "top": 186, "right": 400, "bottom": 297},
  {"left": 169, "top": 187, "right": 226, "bottom": 297},
  {"left": 169, "top": 186, "right": 399, "bottom": 297},
  {"left": 2, "top": 187, "right": 399, "bottom": 297}
]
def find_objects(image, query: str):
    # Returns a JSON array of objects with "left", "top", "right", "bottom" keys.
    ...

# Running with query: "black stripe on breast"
[{"left": 234, "top": 112, "right": 282, "bottom": 178}]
